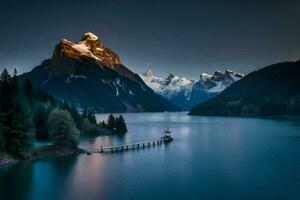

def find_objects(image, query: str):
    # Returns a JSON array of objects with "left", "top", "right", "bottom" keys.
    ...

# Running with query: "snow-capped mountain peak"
[
  {"left": 84, "top": 32, "right": 99, "bottom": 41},
  {"left": 140, "top": 70, "right": 194, "bottom": 99},
  {"left": 143, "top": 69, "right": 154, "bottom": 80},
  {"left": 196, "top": 69, "right": 244, "bottom": 93},
  {"left": 200, "top": 73, "right": 212, "bottom": 81},
  {"left": 166, "top": 73, "right": 175, "bottom": 82},
  {"left": 53, "top": 32, "right": 121, "bottom": 68},
  {"left": 19, "top": 33, "right": 180, "bottom": 113},
  {"left": 224, "top": 69, "right": 244, "bottom": 81},
  {"left": 139, "top": 69, "right": 244, "bottom": 110}
]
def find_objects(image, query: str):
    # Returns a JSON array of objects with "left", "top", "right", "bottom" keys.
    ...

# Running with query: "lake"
[{"left": 1, "top": 112, "right": 300, "bottom": 200}]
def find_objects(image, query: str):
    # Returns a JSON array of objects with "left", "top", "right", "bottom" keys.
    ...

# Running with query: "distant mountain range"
[
  {"left": 18, "top": 32, "right": 179, "bottom": 112},
  {"left": 189, "top": 60, "right": 300, "bottom": 116},
  {"left": 140, "top": 69, "right": 243, "bottom": 110}
]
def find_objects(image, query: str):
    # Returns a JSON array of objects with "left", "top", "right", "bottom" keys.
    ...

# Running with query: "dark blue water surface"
[{"left": 1, "top": 112, "right": 300, "bottom": 200}]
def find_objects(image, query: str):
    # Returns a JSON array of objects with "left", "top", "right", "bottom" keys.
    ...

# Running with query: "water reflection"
[
  {"left": 30, "top": 155, "right": 78, "bottom": 200},
  {"left": 1, "top": 113, "right": 300, "bottom": 200},
  {"left": 0, "top": 162, "right": 33, "bottom": 200}
]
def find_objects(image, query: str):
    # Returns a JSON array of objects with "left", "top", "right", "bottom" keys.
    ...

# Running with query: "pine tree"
[
  {"left": 100, "top": 120, "right": 106, "bottom": 129},
  {"left": 87, "top": 109, "right": 97, "bottom": 125},
  {"left": 0, "top": 68, "right": 11, "bottom": 82},
  {"left": 0, "top": 69, "right": 12, "bottom": 152},
  {"left": 34, "top": 104, "right": 49, "bottom": 140},
  {"left": 6, "top": 97, "right": 34, "bottom": 159},
  {"left": 0, "top": 103, "right": 6, "bottom": 151},
  {"left": 115, "top": 115, "right": 128, "bottom": 133},
  {"left": 36, "top": 90, "right": 55, "bottom": 105},
  {"left": 23, "top": 79, "right": 35, "bottom": 105},
  {"left": 0, "top": 130, "right": 5, "bottom": 152},
  {"left": 13, "top": 68, "right": 18, "bottom": 77},
  {"left": 107, "top": 114, "right": 116, "bottom": 132},
  {"left": 0, "top": 74, "right": 34, "bottom": 158},
  {"left": 69, "top": 104, "right": 82, "bottom": 130}
]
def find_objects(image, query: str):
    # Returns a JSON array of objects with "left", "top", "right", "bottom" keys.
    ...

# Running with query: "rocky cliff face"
[
  {"left": 53, "top": 32, "right": 121, "bottom": 67},
  {"left": 19, "top": 32, "right": 179, "bottom": 112},
  {"left": 194, "top": 70, "right": 244, "bottom": 93},
  {"left": 50, "top": 32, "right": 138, "bottom": 81}
]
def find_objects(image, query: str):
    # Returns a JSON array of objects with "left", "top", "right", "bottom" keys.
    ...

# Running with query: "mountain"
[
  {"left": 189, "top": 60, "right": 300, "bottom": 116},
  {"left": 140, "top": 69, "right": 243, "bottom": 110},
  {"left": 19, "top": 32, "right": 180, "bottom": 112},
  {"left": 140, "top": 70, "right": 194, "bottom": 110}
]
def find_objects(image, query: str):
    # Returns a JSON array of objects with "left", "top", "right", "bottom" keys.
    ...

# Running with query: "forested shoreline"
[
  {"left": 189, "top": 61, "right": 300, "bottom": 116},
  {"left": 0, "top": 68, "right": 127, "bottom": 164}
]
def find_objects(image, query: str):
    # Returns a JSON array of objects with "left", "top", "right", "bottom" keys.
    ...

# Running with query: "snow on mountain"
[
  {"left": 54, "top": 32, "right": 121, "bottom": 69},
  {"left": 140, "top": 70, "right": 165, "bottom": 91},
  {"left": 19, "top": 32, "right": 180, "bottom": 113},
  {"left": 195, "top": 69, "right": 244, "bottom": 93},
  {"left": 140, "top": 70, "right": 194, "bottom": 99},
  {"left": 139, "top": 69, "right": 244, "bottom": 110}
]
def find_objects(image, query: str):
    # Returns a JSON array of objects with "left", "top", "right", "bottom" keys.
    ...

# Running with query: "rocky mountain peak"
[
  {"left": 53, "top": 32, "right": 121, "bottom": 67},
  {"left": 20, "top": 33, "right": 180, "bottom": 113},
  {"left": 167, "top": 73, "right": 175, "bottom": 80},
  {"left": 80, "top": 32, "right": 105, "bottom": 50},
  {"left": 166, "top": 73, "right": 175, "bottom": 85},
  {"left": 139, "top": 69, "right": 244, "bottom": 110},
  {"left": 143, "top": 69, "right": 154, "bottom": 79},
  {"left": 82, "top": 32, "right": 99, "bottom": 41},
  {"left": 212, "top": 70, "right": 225, "bottom": 81},
  {"left": 200, "top": 73, "right": 212, "bottom": 81},
  {"left": 210, "top": 70, "right": 244, "bottom": 82},
  {"left": 224, "top": 69, "right": 244, "bottom": 81}
]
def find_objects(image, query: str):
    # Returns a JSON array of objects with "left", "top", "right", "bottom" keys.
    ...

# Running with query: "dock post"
[{"left": 100, "top": 146, "right": 103, "bottom": 153}]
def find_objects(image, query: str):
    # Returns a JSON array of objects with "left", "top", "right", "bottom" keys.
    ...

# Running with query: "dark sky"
[{"left": 0, "top": 0, "right": 299, "bottom": 79}]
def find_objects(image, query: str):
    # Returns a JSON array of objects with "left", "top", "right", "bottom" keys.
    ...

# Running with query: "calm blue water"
[{"left": 1, "top": 112, "right": 300, "bottom": 200}]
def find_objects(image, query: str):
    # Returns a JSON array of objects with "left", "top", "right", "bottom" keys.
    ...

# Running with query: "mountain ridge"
[
  {"left": 140, "top": 69, "right": 243, "bottom": 110},
  {"left": 18, "top": 32, "right": 180, "bottom": 112},
  {"left": 189, "top": 60, "right": 300, "bottom": 116}
]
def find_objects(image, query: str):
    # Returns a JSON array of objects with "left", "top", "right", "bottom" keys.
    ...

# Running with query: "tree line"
[
  {"left": 189, "top": 61, "right": 300, "bottom": 116},
  {"left": 101, "top": 114, "right": 128, "bottom": 133},
  {"left": 0, "top": 68, "right": 127, "bottom": 159}
]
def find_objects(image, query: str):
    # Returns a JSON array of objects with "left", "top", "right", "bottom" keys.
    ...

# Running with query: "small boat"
[{"left": 162, "top": 127, "right": 173, "bottom": 142}]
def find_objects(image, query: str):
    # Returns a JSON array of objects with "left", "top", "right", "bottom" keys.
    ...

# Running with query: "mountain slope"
[
  {"left": 140, "top": 69, "right": 243, "bottom": 110},
  {"left": 140, "top": 70, "right": 194, "bottom": 110},
  {"left": 189, "top": 60, "right": 300, "bottom": 116},
  {"left": 19, "top": 32, "right": 179, "bottom": 112}
]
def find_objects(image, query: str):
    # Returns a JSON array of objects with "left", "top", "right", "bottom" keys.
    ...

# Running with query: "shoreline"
[
  {"left": 187, "top": 113, "right": 300, "bottom": 119},
  {"left": 0, "top": 145, "right": 88, "bottom": 169}
]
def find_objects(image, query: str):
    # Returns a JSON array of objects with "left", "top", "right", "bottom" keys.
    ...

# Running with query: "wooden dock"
[{"left": 94, "top": 135, "right": 173, "bottom": 153}]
